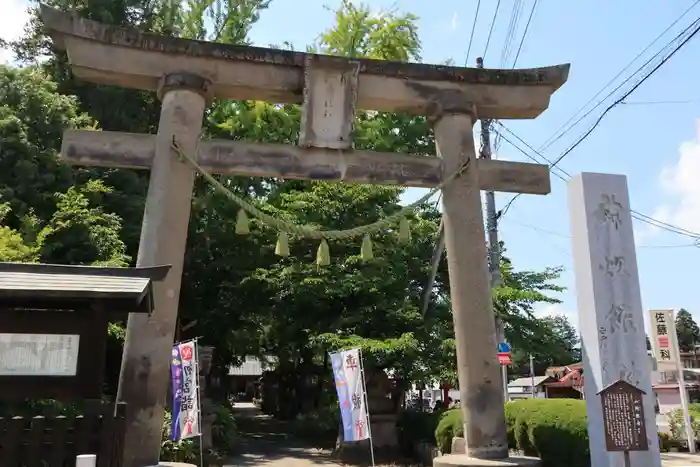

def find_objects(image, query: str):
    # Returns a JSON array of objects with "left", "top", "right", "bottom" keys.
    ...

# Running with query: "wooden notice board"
[{"left": 598, "top": 379, "right": 649, "bottom": 452}]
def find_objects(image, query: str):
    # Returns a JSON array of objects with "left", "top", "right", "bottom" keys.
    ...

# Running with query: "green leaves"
[
  {"left": 35, "top": 180, "right": 130, "bottom": 266},
  {"left": 315, "top": 0, "right": 421, "bottom": 62},
  {"left": 676, "top": 308, "right": 700, "bottom": 352}
]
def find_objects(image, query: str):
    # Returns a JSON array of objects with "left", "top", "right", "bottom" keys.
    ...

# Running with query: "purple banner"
[{"left": 170, "top": 344, "right": 183, "bottom": 441}]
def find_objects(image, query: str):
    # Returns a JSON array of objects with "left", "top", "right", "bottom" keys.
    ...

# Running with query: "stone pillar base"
[
  {"left": 433, "top": 455, "right": 541, "bottom": 467},
  {"left": 334, "top": 413, "right": 400, "bottom": 464},
  {"left": 451, "top": 436, "right": 466, "bottom": 454},
  {"left": 149, "top": 463, "right": 197, "bottom": 467}
]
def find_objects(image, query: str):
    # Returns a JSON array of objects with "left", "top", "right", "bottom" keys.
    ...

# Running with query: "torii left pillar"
[{"left": 115, "top": 73, "right": 209, "bottom": 467}]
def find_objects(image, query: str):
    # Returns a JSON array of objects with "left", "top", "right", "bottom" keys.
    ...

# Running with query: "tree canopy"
[
  {"left": 675, "top": 308, "right": 700, "bottom": 352},
  {"left": 3, "top": 0, "right": 576, "bottom": 416}
]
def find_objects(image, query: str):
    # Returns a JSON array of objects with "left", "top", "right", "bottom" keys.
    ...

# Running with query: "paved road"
[
  {"left": 223, "top": 403, "right": 340, "bottom": 467},
  {"left": 662, "top": 453, "right": 700, "bottom": 466}
]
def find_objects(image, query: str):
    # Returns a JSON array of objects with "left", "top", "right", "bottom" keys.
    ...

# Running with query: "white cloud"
[
  {"left": 645, "top": 120, "right": 700, "bottom": 239},
  {"left": 451, "top": 12, "right": 459, "bottom": 31},
  {"left": 0, "top": 0, "right": 30, "bottom": 64},
  {"left": 534, "top": 303, "right": 578, "bottom": 327}
]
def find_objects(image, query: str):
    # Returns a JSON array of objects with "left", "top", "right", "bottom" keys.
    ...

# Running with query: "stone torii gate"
[{"left": 40, "top": 5, "right": 569, "bottom": 467}]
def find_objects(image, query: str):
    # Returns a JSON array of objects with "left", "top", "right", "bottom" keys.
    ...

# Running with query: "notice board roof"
[{"left": 0, "top": 262, "right": 171, "bottom": 312}]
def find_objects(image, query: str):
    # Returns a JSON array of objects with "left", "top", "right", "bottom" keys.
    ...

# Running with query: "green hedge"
[
  {"left": 436, "top": 399, "right": 590, "bottom": 467},
  {"left": 667, "top": 402, "right": 700, "bottom": 446},
  {"left": 290, "top": 404, "right": 340, "bottom": 447},
  {"left": 160, "top": 402, "right": 238, "bottom": 463},
  {"left": 397, "top": 409, "right": 444, "bottom": 457},
  {"left": 435, "top": 408, "right": 464, "bottom": 454}
]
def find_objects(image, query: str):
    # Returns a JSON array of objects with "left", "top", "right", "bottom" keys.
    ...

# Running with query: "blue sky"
[{"left": 3, "top": 0, "right": 700, "bottom": 334}]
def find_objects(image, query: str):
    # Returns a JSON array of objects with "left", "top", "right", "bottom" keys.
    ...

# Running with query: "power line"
[
  {"left": 489, "top": 0, "right": 526, "bottom": 151},
  {"left": 548, "top": 15, "right": 700, "bottom": 171},
  {"left": 512, "top": 0, "right": 539, "bottom": 67},
  {"left": 538, "top": 0, "right": 700, "bottom": 152},
  {"left": 621, "top": 99, "right": 699, "bottom": 106},
  {"left": 540, "top": 17, "right": 698, "bottom": 159},
  {"left": 541, "top": 33, "right": 683, "bottom": 158},
  {"left": 507, "top": 219, "right": 699, "bottom": 249},
  {"left": 500, "top": 0, "right": 524, "bottom": 67},
  {"left": 483, "top": 0, "right": 502, "bottom": 60},
  {"left": 495, "top": 128, "right": 700, "bottom": 239},
  {"left": 496, "top": 123, "right": 570, "bottom": 179},
  {"left": 465, "top": 0, "right": 482, "bottom": 66},
  {"left": 497, "top": 127, "right": 700, "bottom": 237}
]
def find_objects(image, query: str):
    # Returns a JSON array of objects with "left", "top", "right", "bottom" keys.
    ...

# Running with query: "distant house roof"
[
  {"left": 0, "top": 262, "right": 170, "bottom": 313},
  {"left": 228, "top": 356, "right": 276, "bottom": 376},
  {"left": 508, "top": 376, "right": 551, "bottom": 388},
  {"left": 544, "top": 367, "right": 584, "bottom": 391}
]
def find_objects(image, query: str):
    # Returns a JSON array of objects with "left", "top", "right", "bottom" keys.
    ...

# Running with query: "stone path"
[
  {"left": 222, "top": 403, "right": 700, "bottom": 466},
  {"left": 662, "top": 453, "right": 700, "bottom": 467},
  {"left": 223, "top": 402, "right": 340, "bottom": 467}
]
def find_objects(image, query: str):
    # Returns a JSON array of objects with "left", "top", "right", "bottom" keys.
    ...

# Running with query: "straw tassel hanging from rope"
[
  {"left": 360, "top": 234, "right": 373, "bottom": 261},
  {"left": 316, "top": 239, "right": 331, "bottom": 266},
  {"left": 398, "top": 216, "right": 411, "bottom": 244},
  {"left": 275, "top": 232, "right": 290, "bottom": 257},
  {"left": 236, "top": 209, "right": 250, "bottom": 235},
  {"left": 171, "top": 139, "right": 463, "bottom": 266}
]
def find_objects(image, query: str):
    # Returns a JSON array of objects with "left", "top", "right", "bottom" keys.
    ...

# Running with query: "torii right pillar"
[{"left": 431, "top": 78, "right": 568, "bottom": 466}]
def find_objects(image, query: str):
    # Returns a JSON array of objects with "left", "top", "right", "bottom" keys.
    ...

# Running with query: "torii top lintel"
[{"left": 40, "top": 5, "right": 570, "bottom": 119}]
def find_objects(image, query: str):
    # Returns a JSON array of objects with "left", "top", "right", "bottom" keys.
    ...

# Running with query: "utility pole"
[
  {"left": 529, "top": 353, "right": 535, "bottom": 398},
  {"left": 476, "top": 56, "right": 508, "bottom": 402}
]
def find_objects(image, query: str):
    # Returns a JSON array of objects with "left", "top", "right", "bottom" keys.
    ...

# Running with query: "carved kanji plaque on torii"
[{"left": 598, "top": 379, "right": 649, "bottom": 452}]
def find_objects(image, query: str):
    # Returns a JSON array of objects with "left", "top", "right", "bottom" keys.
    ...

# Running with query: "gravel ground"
[{"left": 223, "top": 402, "right": 341, "bottom": 467}]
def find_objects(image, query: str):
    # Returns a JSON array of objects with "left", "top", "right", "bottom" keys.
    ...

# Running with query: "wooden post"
[
  {"left": 116, "top": 73, "right": 209, "bottom": 467},
  {"left": 76, "top": 454, "right": 97, "bottom": 467},
  {"left": 434, "top": 112, "right": 507, "bottom": 460}
]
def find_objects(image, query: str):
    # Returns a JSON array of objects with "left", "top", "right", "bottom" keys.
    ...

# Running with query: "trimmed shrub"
[
  {"left": 290, "top": 404, "right": 340, "bottom": 446},
  {"left": 512, "top": 399, "right": 589, "bottom": 467},
  {"left": 397, "top": 409, "right": 442, "bottom": 457},
  {"left": 435, "top": 399, "right": 590, "bottom": 467},
  {"left": 667, "top": 404, "right": 700, "bottom": 445},
  {"left": 160, "top": 402, "right": 238, "bottom": 463},
  {"left": 659, "top": 431, "right": 681, "bottom": 452},
  {"left": 435, "top": 408, "right": 463, "bottom": 454}
]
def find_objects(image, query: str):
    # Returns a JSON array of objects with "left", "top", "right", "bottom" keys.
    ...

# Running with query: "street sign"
[
  {"left": 497, "top": 342, "right": 511, "bottom": 353},
  {"left": 497, "top": 352, "right": 512, "bottom": 365},
  {"left": 598, "top": 380, "right": 649, "bottom": 452}
]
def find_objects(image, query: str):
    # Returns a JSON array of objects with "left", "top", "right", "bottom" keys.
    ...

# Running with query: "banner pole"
[
  {"left": 668, "top": 313, "right": 696, "bottom": 453},
  {"left": 170, "top": 342, "right": 183, "bottom": 442},
  {"left": 358, "top": 349, "right": 376, "bottom": 467},
  {"left": 193, "top": 338, "right": 205, "bottom": 467}
]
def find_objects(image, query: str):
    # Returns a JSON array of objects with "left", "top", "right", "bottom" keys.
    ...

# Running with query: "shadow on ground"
[{"left": 224, "top": 403, "right": 339, "bottom": 466}]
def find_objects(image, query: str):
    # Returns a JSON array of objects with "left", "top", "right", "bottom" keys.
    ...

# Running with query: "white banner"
[
  {"left": 330, "top": 348, "right": 370, "bottom": 441},
  {"left": 649, "top": 309, "right": 678, "bottom": 371}
]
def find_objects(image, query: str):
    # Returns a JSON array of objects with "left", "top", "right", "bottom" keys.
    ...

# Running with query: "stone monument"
[{"left": 568, "top": 172, "right": 661, "bottom": 467}]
